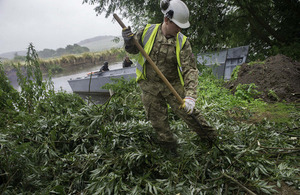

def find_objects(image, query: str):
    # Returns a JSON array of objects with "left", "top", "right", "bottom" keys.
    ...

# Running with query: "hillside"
[
  {"left": 0, "top": 35, "right": 124, "bottom": 60},
  {"left": 77, "top": 35, "right": 124, "bottom": 52},
  {"left": 0, "top": 50, "right": 27, "bottom": 60}
]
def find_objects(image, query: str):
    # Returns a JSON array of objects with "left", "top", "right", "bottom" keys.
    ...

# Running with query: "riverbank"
[{"left": 4, "top": 48, "right": 128, "bottom": 89}]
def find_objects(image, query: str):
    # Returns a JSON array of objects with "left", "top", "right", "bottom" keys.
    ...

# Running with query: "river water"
[
  {"left": 11, "top": 62, "right": 124, "bottom": 104},
  {"left": 51, "top": 62, "right": 123, "bottom": 93},
  {"left": 50, "top": 62, "right": 124, "bottom": 104}
]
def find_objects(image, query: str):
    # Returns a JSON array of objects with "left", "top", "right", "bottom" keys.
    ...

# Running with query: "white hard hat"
[{"left": 160, "top": 0, "right": 190, "bottom": 29}]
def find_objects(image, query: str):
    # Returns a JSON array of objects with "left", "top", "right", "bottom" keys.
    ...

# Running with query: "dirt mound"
[{"left": 226, "top": 54, "right": 300, "bottom": 102}]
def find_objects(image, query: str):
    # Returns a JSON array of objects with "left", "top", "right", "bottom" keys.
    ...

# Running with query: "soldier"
[
  {"left": 122, "top": 0, "right": 216, "bottom": 153},
  {"left": 100, "top": 61, "right": 109, "bottom": 72},
  {"left": 122, "top": 56, "right": 133, "bottom": 68}
]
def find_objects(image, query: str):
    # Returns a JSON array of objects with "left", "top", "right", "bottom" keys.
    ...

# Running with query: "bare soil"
[{"left": 226, "top": 54, "right": 300, "bottom": 102}]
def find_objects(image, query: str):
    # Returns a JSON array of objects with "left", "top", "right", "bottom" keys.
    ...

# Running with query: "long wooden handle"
[{"left": 113, "top": 13, "right": 184, "bottom": 105}]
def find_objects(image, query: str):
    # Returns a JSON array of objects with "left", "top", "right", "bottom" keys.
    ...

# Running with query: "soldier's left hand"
[{"left": 122, "top": 26, "right": 134, "bottom": 44}]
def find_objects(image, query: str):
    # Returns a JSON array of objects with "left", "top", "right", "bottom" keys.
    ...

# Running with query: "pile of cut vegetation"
[
  {"left": 226, "top": 54, "right": 300, "bottom": 102},
  {"left": 1, "top": 47, "right": 299, "bottom": 194}
]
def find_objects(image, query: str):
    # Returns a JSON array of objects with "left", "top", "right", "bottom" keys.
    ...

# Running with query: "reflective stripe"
[
  {"left": 142, "top": 24, "right": 157, "bottom": 46},
  {"left": 136, "top": 56, "right": 144, "bottom": 72},
  {"left": 178, "top": 33, "right": 184, "bottom": 49},
  {"left": 179, "top": 66, "right": 182, "bottom": 72},
  {"left": 176, "top": 32, "right": 187, "bottom": 86},
  {"left": 136, "top": 24, "right": 160, "bottom": 82}
]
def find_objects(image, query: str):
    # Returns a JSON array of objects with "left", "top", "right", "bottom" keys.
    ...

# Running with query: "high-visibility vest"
[{"left": 136, "top": 24, "right": 187, "bottom": 86}]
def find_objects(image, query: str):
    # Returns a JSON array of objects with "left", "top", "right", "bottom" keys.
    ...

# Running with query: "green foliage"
[
  {"left": 248, "top": 60, "right": 266, "bottom": 66},
  {"left": 0, "top": 64, "right": 20, "bottom": 128},
  {"left": 0, "top": 46, "right": 299, "bottom": 194},
  {"left": 14, "top": 43, "right": 49, "bottom": 113},
  {"left": 83, "top": 0, "right": 300, "bottom": 61},
  {"left": 81, "top": 52, "right": 94, "bottom": 60},
  {"left": 13, "top": 52, "right": 27, "bottom": 61},
  {"left": 46, "top": 63, "right": 63, "bottom": 74},
  {"left": 38, "top": 44, "right": 90, "bottom": 58},
  {"left": 0, "top": 44, "right": 87, "bottom": 194},
  {"left": 268, "top": 89, "right": 280, "bottom": 102},
  {"left": 99, "top": 77, "right": 145, "bottom": 123},
  {"left": 235, "top": 83, "right": 261, "bottom": 102},
  {"left": 230, "top": 65, "right": 241, "bottom": 81},
  {"left": 250, "top": 102, "right": 298, "bottom": 124}
]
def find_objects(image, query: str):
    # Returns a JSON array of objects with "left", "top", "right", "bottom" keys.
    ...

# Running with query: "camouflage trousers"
[{"left": 141, "top": 89, "right": 216, "bottom": 145}]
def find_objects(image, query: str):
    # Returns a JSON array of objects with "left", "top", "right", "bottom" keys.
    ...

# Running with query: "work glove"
[
  {"left": 122, "top": 26, "right": 134, "bottom": 44},
  {"left": 180, "top": 97, "right": 196, "bottom": 114}
]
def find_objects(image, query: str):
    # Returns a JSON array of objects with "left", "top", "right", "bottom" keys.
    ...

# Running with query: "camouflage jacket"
[{"left": 125, "top": 24, "right": 199, "bottom": 99}]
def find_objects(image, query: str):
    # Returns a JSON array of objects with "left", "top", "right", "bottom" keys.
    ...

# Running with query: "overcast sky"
[{"left": 0, "top": 0, "right": 129, "bottom": 54}]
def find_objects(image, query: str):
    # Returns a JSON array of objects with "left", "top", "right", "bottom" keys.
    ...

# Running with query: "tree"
[
  {"left": 56, "top": 48, "right": 67, "bottom": 56},
  {"left": 13, "top": 52, "right": 26, "bottom": 61},
  {"left": 38, "top": 49, "right": 56, "bottom": 58},
  {"left": 83, "top": 0, "right": 300, "bottom": 60}
]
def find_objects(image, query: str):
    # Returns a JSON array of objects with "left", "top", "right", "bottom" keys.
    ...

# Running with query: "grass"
[{"left": 249, "top": 102, "right": 299, "bottom": 123}]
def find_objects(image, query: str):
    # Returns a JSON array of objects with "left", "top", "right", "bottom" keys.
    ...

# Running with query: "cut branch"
[{"left": 222, "top": 173, "right": 257, "bottom": 195}]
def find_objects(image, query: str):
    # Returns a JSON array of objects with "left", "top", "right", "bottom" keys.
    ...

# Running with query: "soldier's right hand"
[
  {"left": 179, "top": 97, "right": 196, "bottom": 115},
  {"left": 122, "top": 26, "right": 134, "bottom": 44}
]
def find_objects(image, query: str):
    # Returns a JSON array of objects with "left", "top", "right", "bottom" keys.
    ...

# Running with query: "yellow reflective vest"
[{"left": 136, "top": 24, "right": 187, "bottom": 86}]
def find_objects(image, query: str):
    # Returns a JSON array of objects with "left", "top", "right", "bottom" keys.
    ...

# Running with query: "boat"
[
  {"left": 67, "top": 66, "right": 136, "bottom": 93},
  {"left": 197, "top": 45, "right": 249, "bottom": 80}
]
